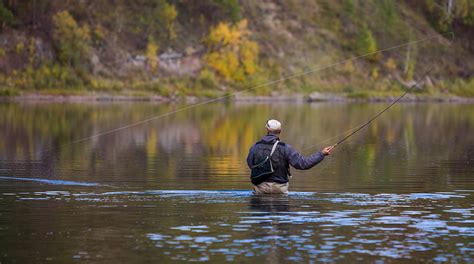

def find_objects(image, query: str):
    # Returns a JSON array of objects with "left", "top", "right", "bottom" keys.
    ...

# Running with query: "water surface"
[{"left": 0, "top": 102, "right": 473, "bottom": 262}]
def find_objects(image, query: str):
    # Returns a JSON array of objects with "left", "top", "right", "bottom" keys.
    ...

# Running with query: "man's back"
[
  {"left": 247, "top": 134, "right": 290, "bottom": 184},
  {"left": 247, "top": 119, "right": 332, "bottom": 194}
]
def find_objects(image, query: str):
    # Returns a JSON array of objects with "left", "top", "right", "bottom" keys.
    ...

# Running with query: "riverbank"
[{"left": 1, "top": 91, "right": 474, "bottom": 103}]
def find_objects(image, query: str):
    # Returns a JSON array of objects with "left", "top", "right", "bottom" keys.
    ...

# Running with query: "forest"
[{"left": 0, "top": 0, "right": 473, "bottom": 98}]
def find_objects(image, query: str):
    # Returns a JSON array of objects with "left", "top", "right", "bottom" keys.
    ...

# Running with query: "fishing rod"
[{"left": 330, "top": 67, "right": 435, "bottom": 150}]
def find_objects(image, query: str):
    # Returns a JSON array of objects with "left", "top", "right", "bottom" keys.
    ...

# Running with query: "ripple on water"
[{"left": 2, "top": 189, "right": 473, "bottom": 262}]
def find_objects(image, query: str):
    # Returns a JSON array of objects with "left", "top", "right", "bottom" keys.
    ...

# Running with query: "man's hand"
[{"left": 321, "top": 146, "right": 334, "bottom": 156}]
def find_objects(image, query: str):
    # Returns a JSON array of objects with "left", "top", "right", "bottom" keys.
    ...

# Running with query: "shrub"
[
  {"left": 0, "top": 2, "right": 15, "bottom": 29},
  {"left": 203, "top": 19, "right": 259, "bottom": 83},
  {"left": 384, "top": 58, "right": 397, "bottom": 72},
  {"left": 146, "top": 36, "right": 159, "bottom": 71},
  {"left": 215, "top": 0, "right": 241, "bottom": 23},
  {"left": 423, "top": 0, "right": 474, "bottom": 31},
  {"left": 52, "top": 11, "right": 91, "bottom": 67},
  {"left": 15, "top": 43, "right": 24, "bottom": 54},
  {"left": 197, "top": 69, "right": 218, "bottom": 89},
  {"left": 356, "top": 24, "right": 380, "bottom": 62}
]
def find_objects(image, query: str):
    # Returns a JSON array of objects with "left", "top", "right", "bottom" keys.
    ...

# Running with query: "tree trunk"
[
  {"left": 447, "top": 0, "right": 454, "bottom": 17},
  {"left": 404, "top": 44, "right": 411, "bottom": 75}
]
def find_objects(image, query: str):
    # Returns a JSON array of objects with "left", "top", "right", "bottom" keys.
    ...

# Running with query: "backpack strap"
[{"left": 269, "top": 140, "right": 279, "bottom": 157}]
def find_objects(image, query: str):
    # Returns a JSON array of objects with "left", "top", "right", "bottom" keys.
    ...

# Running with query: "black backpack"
[{"left": 250, "top": 140, "right": 279, "bottom": 185}]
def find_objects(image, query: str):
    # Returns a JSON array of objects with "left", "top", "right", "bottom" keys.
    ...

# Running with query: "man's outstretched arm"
[{"left": 286, "top": 145, "right": 332, "bottom": 170}]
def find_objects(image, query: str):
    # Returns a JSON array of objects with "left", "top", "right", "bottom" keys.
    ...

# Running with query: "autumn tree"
[
  {"left": 356, "top": 24, "right": 380, "bottom": 63},
  {"left": 146, "top": 36, "right": 159, "bottom": 71},
  {"left": 203, "top": 19, "right": 259, "bottom": 82},
  {"left": 52, "top": 10, "right": 91, "bottom": 67},
  {"left": 159, "top": 1, "right": 178, "bottom": 40}
]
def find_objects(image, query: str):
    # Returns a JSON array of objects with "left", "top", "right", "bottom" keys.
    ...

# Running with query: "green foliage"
[
  {"left": 197, "top": 69, "right": 219, "bottom": 90},
  {"left": 0, "top": 0, "right": 472, "bottom": 99},
  {"left": 28, "top": 38, "right": 35, "bottom": 65},
  {"left": 158, "top": 1, "right": 178, "bottom": 40},
  {"left": 0, "top": 2, "right": 15, "bottom": 28},
  {"left": 379, "top": 0, "right": 398, "bottom": 27},
  {"left": 92, "top": 25, "right": 106, "bottom": 45},
  {"left": 405, "top": 59, "right": 416, "bottom": 80},
  {"left": 52, "top": 11, "right": 91, "bottom": 67},
  {"left": 448, "top": 78, "right": 474, "bottom": 97},
  {"left": 88, "top": 77, "right": 123, "bottom": 91},
  {"left": 15, "top": 43, "right": 24, "bottom": 54},
  {"left": 423, "top": 0, "right": 474, "bottom": 31},
  {"left": 178, "top": 0, "right": 241, "bottom": 24},
  {"left": 356, "top": 24, "right": 380, "bottom": 62},
  {"left": 4, "top": 64, "right": 85, "bottom": 90},
  {"left": 0, "top": 88, "right": 19, "bottom": 96},
  {"left": 343, "top": 0, "right": 355, "bottom": 14},
  {"left": 130, "top": 0, "right": 178, "bottom": 41},
  {"left": 453, "top": 0, "right": 474, "bottom": 25},
  {"left": 214, "top": 0, "right": 241, "bottom": 23}
]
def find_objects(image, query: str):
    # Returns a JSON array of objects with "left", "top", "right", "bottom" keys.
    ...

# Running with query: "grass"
[
  {"left": 0, "top": 88, "right": 19, "bottom": 96},
  {"left": 448, "top": 79, "right": 474, "bottom": 97}
]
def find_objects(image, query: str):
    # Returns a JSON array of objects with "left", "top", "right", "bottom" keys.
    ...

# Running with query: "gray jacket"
[{"left": 246, "top": 134, "right": 325, "bottom": 183}]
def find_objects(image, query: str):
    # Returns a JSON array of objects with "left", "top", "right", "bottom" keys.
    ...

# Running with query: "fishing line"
[
  {"left": 304, "top": 66, "right": 435, "bottom": 178},
  {"left": 51, "top": 32, "right": 451, "bottom": 150},
  {"left": 330, "top": 66, "right": 434, "bottom": 149},
  {"left": 303, "top": 125, "right": 361, "bottom": 152}
]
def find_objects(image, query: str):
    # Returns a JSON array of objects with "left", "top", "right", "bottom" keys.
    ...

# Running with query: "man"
[{"left": 247, "top": 119, "right": 333, "bottom": 194}]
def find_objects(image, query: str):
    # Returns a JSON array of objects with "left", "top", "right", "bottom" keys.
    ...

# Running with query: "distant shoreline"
[{"left": 1, "top": 92, "right": 474, "bottom": 103}]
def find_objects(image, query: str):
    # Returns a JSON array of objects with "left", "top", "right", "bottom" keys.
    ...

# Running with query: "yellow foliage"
[
  {"left": 236, "top": 19, "right": 250, "bottom": 36},
  {"left": 206, "top": 22, "right": 241, "bottom": 48},
  {"left": 204, "top": 50, "right": 239, "bottom": 81},
  {"left": 146, "top": 37, "right": 159, "bottom": 71},
  {"left": 93, "top": 25, "right": 106, "bottom": 43},
  {"left": 203, "top": 19, "right": 259, "bottom": 83},
  {"left": 15, "top": 43, "right": 24, "bottom": 54},
  {"left": 28, "top": 38, "right": 35, "bottom": 65},
  {"left": 384, "top": 58, "right": 397, "bottom": 72},
  {"left": 146, "top": 128, "right": 158, "bottom": 159},
  {"left": 0, "top": 48, "right": 5, "bottom": 58},
  {"left": 162, "top": 4, "right": 177, "bottom": 40},
  {"left": 52, "top": 11, "right": 91, "bottom": 66},
  {"left": 371, "top": 67, "right": 379, "bottom": 79},
  {"left": 343, "top": 60, "right": 355, "bottom": 74},
  {"left": 240, "top": 40, "right": 259, "bottom": 74}
]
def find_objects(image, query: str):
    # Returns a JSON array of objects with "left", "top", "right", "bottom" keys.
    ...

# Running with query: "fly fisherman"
[{"left": 247, "top": 119, "right": 333, "bottom": 194}]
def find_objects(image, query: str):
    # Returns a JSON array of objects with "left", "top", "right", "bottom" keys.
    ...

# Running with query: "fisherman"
[{"left": 247, "top": 119, "right": 333, "bottom": 194}]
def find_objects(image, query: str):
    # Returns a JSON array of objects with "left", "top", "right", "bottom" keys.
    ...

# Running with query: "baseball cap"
[{"left": 265, "top": 119, "right": 281, "bottom": 131}]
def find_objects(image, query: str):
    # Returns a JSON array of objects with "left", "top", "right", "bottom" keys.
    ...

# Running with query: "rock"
[
  {"left": 307, "top": 92, "right": 347, "bottom": 102},
  {"left": 159, "top": 49, "right": 182, "bottom": 61},
  {"left": 425, "top": 76, "right": 434, "bottom": 87}
]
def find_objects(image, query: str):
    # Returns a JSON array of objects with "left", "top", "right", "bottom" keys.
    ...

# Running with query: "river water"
[{"left": 0, "top": 101, "right": 473, "bottom": 263}]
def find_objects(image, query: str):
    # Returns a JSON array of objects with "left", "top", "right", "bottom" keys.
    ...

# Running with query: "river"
[{"left": 0, "top": 101, "right": 473, "bottom": 262}]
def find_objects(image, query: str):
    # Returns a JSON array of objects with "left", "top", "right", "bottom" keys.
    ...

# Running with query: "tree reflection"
[{"left": 0, "top": 102, "right": 473, "bottom": 191}]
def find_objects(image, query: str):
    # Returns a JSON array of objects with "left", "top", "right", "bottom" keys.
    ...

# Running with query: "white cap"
[{"left": 265, "top": 119, "right": 282, "bottom": 132}]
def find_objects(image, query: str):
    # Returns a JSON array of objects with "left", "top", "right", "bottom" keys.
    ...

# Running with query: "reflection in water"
[
  {"left": 249, "top": 195, "right": 290, "bottom": 212},
  {"left": 0, "top": 102, "right": 473, "bottom": 192},
  {"left": 0, "top": 102, "right": 474, "bottom": 262}
]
